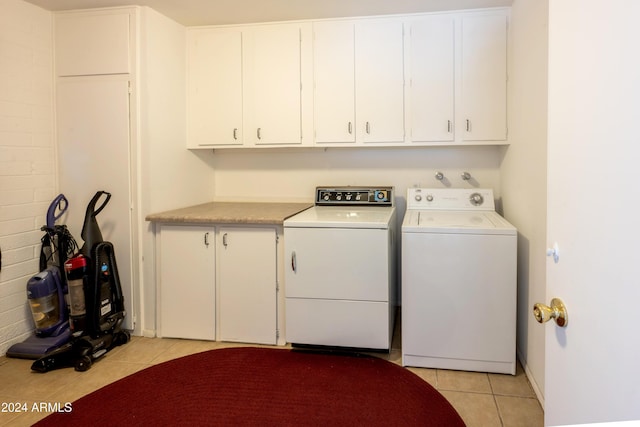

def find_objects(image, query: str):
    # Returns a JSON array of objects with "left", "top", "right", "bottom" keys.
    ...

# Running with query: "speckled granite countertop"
[{"left": 145, "top": 202, "right": 313, "bottom": 225}]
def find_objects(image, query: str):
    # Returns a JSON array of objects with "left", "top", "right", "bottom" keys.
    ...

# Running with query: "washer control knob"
[
  {"left": 470, "top": 193, "right": 484, "bottom": 206},
  {"left": 426, "top": 194, "right": 434, "bottom": 202},
  {"left": 323, "top": 193, "right": 330, "bottom": 201},
  {"left": 415, "top": 195, "right": 422, "bottom": 202}
]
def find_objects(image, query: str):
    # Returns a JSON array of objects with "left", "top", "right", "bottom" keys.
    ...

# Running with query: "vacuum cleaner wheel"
[{"left": 75, "top": 355, "right": 92, "bottom": 372}]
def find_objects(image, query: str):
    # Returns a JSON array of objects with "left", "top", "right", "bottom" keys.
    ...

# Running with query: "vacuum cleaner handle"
[
  {"left": 88, "top": 191, "right": 111, "bottom": 218},
  {"left": 46, "top": 194, "right": 68, "bottom": 229},
  {"left": 80, "top": 191, "right": 111, "bottom": 257}
]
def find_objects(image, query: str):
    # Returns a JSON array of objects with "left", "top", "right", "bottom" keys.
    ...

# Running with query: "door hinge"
[
  {"left": 276, "top": 329, "right": 280, "bottom": 339},
  {"left": 276, "top": 280, "right": 280, "bottom": 292}
]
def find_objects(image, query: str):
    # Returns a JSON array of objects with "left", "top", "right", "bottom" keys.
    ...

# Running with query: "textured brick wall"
[{"left": 0, "top": 0, "right": 55, "bottom": 356}]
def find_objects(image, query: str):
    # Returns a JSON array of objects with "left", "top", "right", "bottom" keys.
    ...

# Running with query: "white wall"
[
  {"left": 0, "top": 0, "right": 54, "bottom": 355},
  {"left": 210, "top": 145, "right": 504, "bottom": 208},
  {"left": 138, "top": 7, "right": 216, "bottom": 336},
  {"left": 501, "top": 0, "right": 548, "bottom": 403}
]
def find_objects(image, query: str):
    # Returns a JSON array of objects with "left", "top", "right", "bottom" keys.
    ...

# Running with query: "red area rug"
[{"left": 35, "top": 347, "right": 465, "bottom": 426}]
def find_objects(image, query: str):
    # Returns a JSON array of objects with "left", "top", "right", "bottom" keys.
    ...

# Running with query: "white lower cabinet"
[
  {"left": 158, "top": 225, "right": 216, "bottom": 340},
  {"left": 158, "top": 224, "right": 278, "bottom": 344},
  {"left": 218, "top": 227, "right": 278, "bottom": 344}
]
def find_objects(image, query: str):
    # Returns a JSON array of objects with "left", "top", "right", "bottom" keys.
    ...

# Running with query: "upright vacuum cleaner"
[
  {"left": 31, "top": 191, "right": 130, "bottom": 372},
  {"left": 7, "top": 195, "right": 77, "bottom": 359}
]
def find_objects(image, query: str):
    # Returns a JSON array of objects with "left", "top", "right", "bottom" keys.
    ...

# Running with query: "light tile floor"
[{"left": 0, "top": 334, "right": 543, "bottom": 426}]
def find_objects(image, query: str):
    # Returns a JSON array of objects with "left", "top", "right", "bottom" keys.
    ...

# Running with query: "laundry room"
[
  {"left": 5, "top": 0, "right": 640, "bottom": 425},
  {"left": 1, "top": 0, "right": 539, "bottom": 417}
]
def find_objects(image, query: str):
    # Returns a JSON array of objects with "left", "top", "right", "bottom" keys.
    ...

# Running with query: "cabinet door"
[
  {"left": 313, "top": 21, "right": 356, "bottom": 143},
  {"left": 409, "top": 16, "right": 455, "bottom": 142},
  {"left": 284, "top": 227, "right": 390, "bottom": 301},
  {"left": 159, "top": 225, "right": 215, "bottom": 340},
  {"left": 244, "top": 24, "right": 302, "bottom": 145},
  {"left": 55, "top": 10, "right": 131, "bottom": 76},
  {"left": 461, "top": 13, "right": 507, "bottom": 141},
  {"left": 187, "top": 29, "right": 243, "bottom": 147},
  {"left": 218, "top": 228, "right": 277, "bottom": 344},
  {"left": 355, "top": 20, "right": 405, "bottom": 143},
  {"left": 57, "top": 76, "right": 134, "bottom": 331}
]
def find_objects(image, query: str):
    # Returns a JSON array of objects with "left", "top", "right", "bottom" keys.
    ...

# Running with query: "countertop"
[{"left": 145, "top": 201, "right": 313, "bottom": 225}]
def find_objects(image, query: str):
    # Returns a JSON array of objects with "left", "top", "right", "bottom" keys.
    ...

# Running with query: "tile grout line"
[{"left": 488, "top": 375, "right": 506, "bottom": 427}]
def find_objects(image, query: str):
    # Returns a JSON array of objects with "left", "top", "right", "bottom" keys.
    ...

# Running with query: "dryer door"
[{"left": 284, "top": 227, "right": 390, "bottom": 301}]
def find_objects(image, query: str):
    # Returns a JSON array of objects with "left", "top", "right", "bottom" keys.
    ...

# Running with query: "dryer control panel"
[
  {"left": 407, "top": 188, "right": 495, "bottom": 211},
  {"left": 315, "top": 187, "right": 393, "bottom": 206}
]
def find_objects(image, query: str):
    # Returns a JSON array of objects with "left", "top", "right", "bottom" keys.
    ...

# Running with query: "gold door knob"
[{"left": 533, "top": 298, "right": 568, "bottom": 327}]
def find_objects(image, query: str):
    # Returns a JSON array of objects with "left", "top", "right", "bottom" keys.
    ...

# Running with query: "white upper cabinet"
[
  {"left": 187, "top": 23, "right": 308, "bottom": 147},
  {"left": 408, "top": 15, "right": 455, "bottom": 142},
  {"left": 243, "top": 24, "right": 304, "bottom": 146},
  {"left": 186, "top": 8, "right": 508, "bottom": 148},
  {"left": 55, "top": 11, "right": 131, "bottom": 76},
  {"left": 187, "top": 28, "right": 243, "bottom": 148},
  {"left": 313, "top": 21, "right": 356, "bottom": 143},
  {"left": 313, "top": 19, "right": 405, "bottom": 144},
  {"left": 355, "top": 20, "right": 406, "bottom": 144},
  {"left": 409, "top": 10, "right": 508, "bottom": 144},
  {"left": 460, "top": 13, "right": 508, "bottom": 141}
]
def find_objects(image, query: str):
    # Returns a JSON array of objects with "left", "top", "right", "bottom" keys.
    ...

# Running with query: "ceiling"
[{"left": 23, "top": 0, "right": 512, "bottom": 26}]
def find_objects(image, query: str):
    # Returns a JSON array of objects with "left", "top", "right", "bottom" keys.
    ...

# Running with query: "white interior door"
[
  {"left": 544, "top": 1, "right": 640, "bottom": 425},
  {"left": 56, "top": 76, "right": 134, "bottom": 331}
]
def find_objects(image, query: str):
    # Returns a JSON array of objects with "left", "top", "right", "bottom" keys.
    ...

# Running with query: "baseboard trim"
[{"left": 517, "top": 347, "right": 545, "bottom": 409}]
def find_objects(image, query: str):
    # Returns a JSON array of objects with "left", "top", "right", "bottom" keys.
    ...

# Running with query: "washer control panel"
[
  {"left": 407, "top": 188, "right": 495, "bottom": 211},
  {"left": 315, "top": 187, "right": 393, "bottom": 206}
]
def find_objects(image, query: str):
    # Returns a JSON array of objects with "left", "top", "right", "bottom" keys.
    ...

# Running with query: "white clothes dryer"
[
  {"left": 284, "top": 187, "right": 396, "bottom": 350},
  {"left": 401, "top": 188, "right": 517, "bottom": 374}
]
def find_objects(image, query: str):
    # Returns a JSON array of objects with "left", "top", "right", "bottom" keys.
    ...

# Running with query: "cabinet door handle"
[
  {"left": 204, "top": 232, "right": 210, "bottom": 247},
  {"left": 348, "top": 122, "right": 353, "bottom": 134},
  {"left": 223, "top": 233, "right": 228, "bottom": 248},
  {"left": 291, "top": 251, "right": 296, "bottom": 273},
  {"left": 233, "top": 128, "right": 238, "bottom": 140},
  {"left": 257, "top": 128, "right": 262, "bottom": 139},
  {"left": 366, "top": 122, "right": 371, "bottom": 134},
  {"left": 447, "top": 120, "right": 452, "bottom": 133},
  {"left": 466, "top": 119, "right": 471, "bottom": 132}
]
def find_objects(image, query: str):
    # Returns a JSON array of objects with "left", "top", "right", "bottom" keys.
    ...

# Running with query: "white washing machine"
[
  {"left": 284, "top": 186, "right": 396, "bottom": 350},
  {"left": 401, "top": 188, "right": 517, "bottom": 374}
]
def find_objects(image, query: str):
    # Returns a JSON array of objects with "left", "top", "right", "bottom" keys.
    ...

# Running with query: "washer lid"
[
  {"left": 284, "top": 206, "right": 395, "bottom": 229},
  {"left": 401, "top": 210, "right": 516, "bottom": 235}
]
